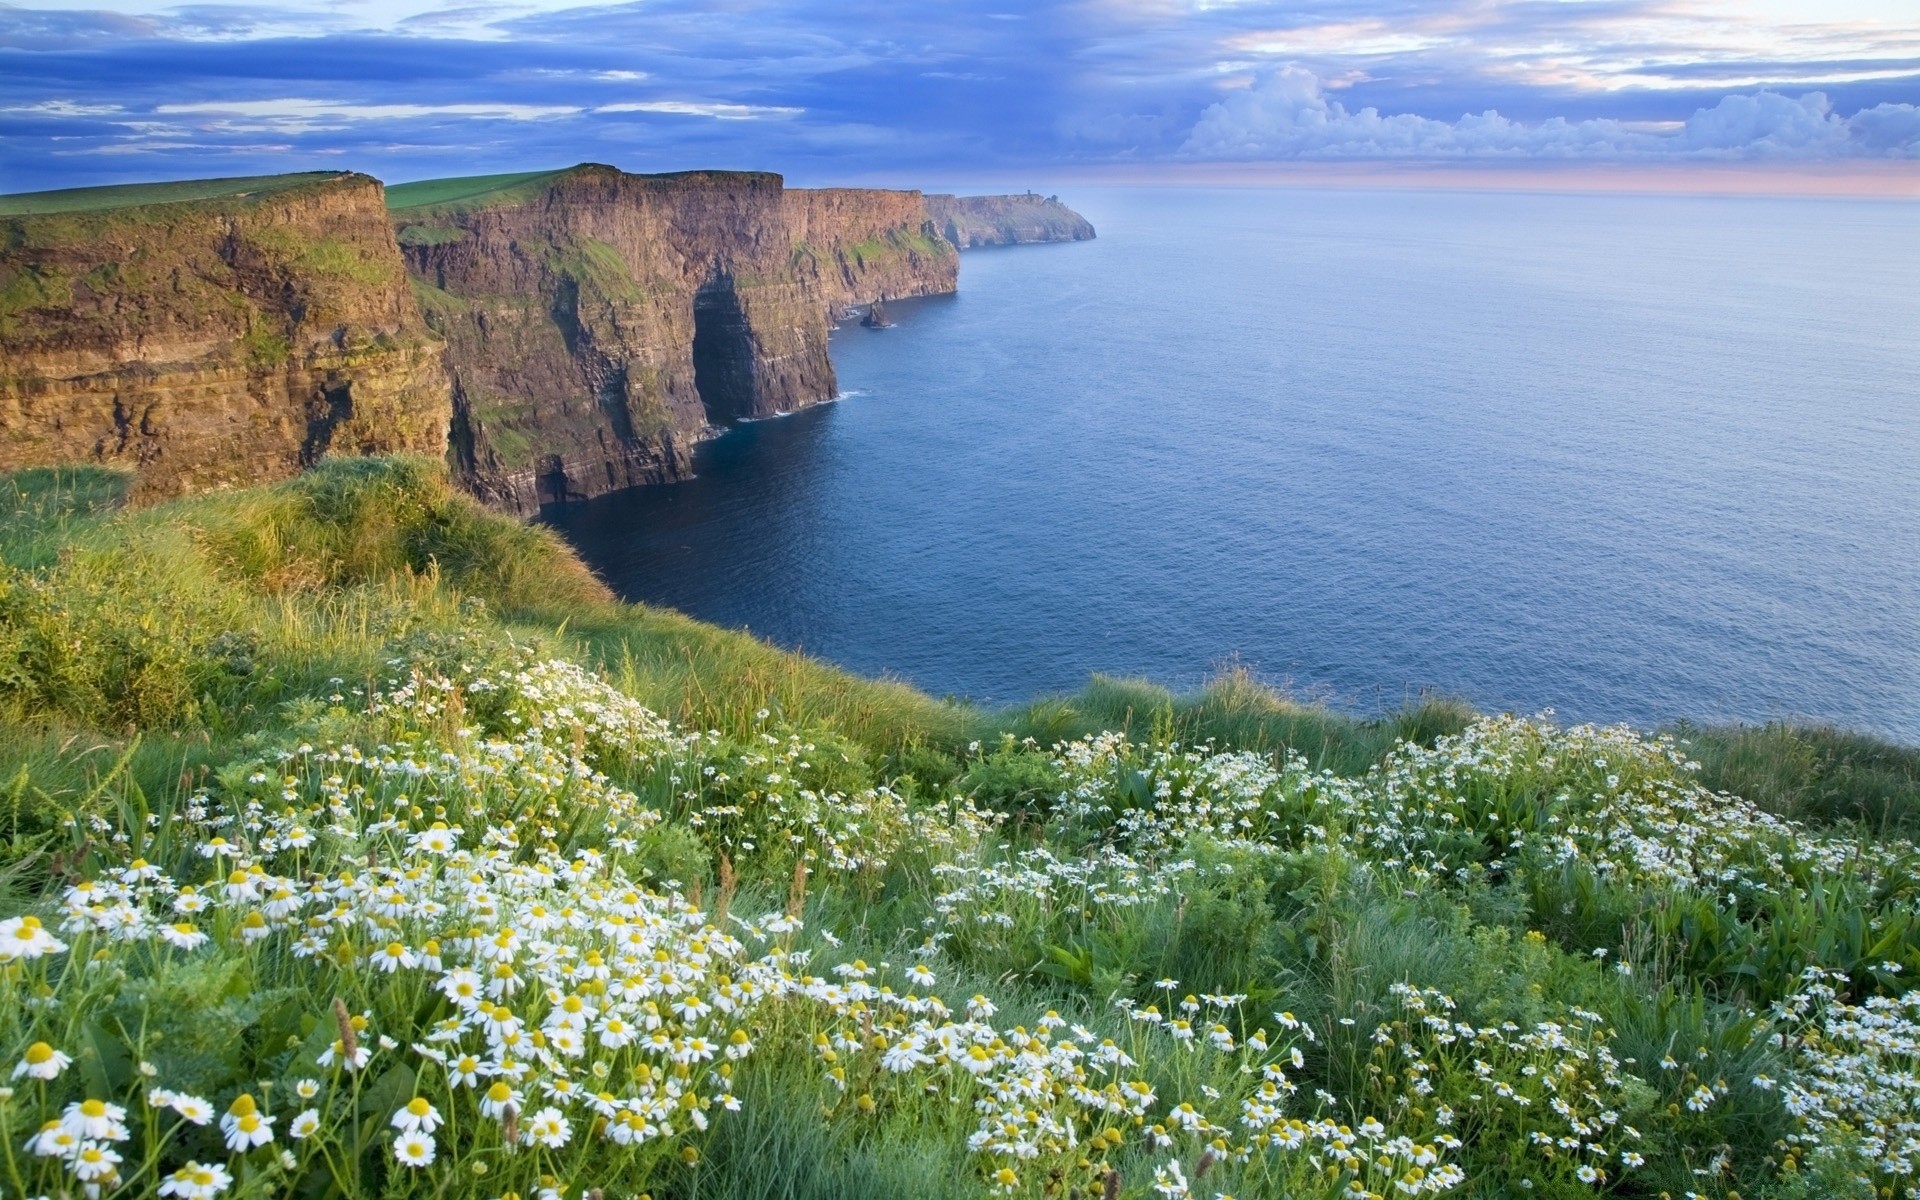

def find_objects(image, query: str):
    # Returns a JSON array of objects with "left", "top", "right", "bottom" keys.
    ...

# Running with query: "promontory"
[{"left": 0, "top": 166, "right": 1094, "bottom": 508}]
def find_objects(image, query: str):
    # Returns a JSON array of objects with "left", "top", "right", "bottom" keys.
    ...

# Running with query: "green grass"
[
  {"left": 0, "top": 172, "right": 342, "bottom": 216},
  {"left": 394, "top": 223, "right": 468, "bottom": 247},
  {"left": 0, "top": 455, "right": 1908, "bottom": 828},
  {"left": 3, "top": 455, "right": 1919, "bottom": 1200},
  {"left": 384, "top": 168, "right": 574, "bottom": 213}
]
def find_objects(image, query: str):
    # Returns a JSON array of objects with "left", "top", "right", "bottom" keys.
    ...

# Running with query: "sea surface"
[{"left": 545, "top": 186, "right": 1920, "bottom": 740}]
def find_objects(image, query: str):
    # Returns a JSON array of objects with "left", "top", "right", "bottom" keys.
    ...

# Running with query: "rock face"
[
  {"left": 925, "top": 193, "right": 1096, "bottom": 248},
  {"left": 861, "top": 301, "right": 891, "bottom": 329},
  {"left": 0, "top": 173, "right": 449, "bottom": 501},
  {"left": 394, "top": 166, "right": 957, "bottom": 511},
  {"left": 0, "top": 168, "right": 1086, "bottom": 514}
]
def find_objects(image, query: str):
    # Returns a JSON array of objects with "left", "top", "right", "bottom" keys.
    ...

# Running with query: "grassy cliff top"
[
  {"left": 0, "top": 171, "right": 353, "bottom": 217},
  {"left": 387, "top": 164, "right": 791, "bottom": 217},
  {"left": 385, "top": 168, "right": 576, "bottom": 213}
]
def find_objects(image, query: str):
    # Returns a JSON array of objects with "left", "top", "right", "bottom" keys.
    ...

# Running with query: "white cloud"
[
  {"left": 1181, "top": 67, "right": 1920, "bottom": 160},
  {"left": 157, "top": 98, "right": 580, "bottom": 122},
  {"left": 595, "top": 101, "right": 803, "bottom": 121},
  {"left": 1843, "top": 103, "right": 1920, "bottom": 156},
  {"left": 3, "top": 99, "right": 124, "bottom": 116}
]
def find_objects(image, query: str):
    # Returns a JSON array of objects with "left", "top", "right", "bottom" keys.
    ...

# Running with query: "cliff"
[
  {"left": 925, "top": 193, "right": 1096, "bottom": 248},
  {"left": 0, "top": 173, "right": 448, "bottom": 500},
  {"left": 392, "top": 166, "right": 956, "bottom": 511}
]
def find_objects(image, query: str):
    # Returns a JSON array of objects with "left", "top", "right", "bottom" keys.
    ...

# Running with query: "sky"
[{"left": 2, "top": 0, "right": 1917, "bottom": 193}]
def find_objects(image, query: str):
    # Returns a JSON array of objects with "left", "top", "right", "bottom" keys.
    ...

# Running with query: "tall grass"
[
  {"left": 4, "top": 455, "right": 1920, "bottom": 1199},
  {"left": 0, "top": 454, "right": 1911, "bottom": 832}
]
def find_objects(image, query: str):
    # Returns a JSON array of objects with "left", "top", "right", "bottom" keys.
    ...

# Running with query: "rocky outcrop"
[
  {"left": 862, "top": 302, "right": 892, "bottom": 329},
  {"left": 0, "top": 173, "right": 449, "bottom": 500},
  {"left": 395, "top": 166, "right": 957, "bottom": 511},
  {"left": 925, "top": 193, "right": 1095, "bottom": 248}
]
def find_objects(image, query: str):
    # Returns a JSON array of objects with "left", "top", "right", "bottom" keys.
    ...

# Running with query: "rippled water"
[{"left": 546, "top": 186, "right": 1920, "bottom": 739}]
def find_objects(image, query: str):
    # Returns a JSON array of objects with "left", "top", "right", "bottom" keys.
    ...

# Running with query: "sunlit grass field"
[{"left": 2, "top": 457, "right": 1917, "bottom": 1200}]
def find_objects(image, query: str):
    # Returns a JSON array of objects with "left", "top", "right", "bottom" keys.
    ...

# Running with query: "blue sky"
[{"left": 2, "top": 0, "right": 1916, "bottom": 191}]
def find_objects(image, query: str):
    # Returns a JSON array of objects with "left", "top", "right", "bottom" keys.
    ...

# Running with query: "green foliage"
[
  {"left": 0, "top": 456, "right": 1916, "bottom": 1200},
  {"left": 239, "top": 324, "right": 290, "bottom": 367},
  {"left": 957, "top": 734, "right": 1061, "bottom": 815},
  {"left": 544, "top": 235, "right": 649, "bottom": 303},
  {"left": 1682, "top": 719, "right": 1920, "bottom": 834},
  {"left": 393, "top": 224, "right": 468, "bottom": 247},
  {"left": 0, "top": 262, "right": 70, "bottom": 334}
]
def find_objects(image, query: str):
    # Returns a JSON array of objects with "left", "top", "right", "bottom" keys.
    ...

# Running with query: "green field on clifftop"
[
  {"left": 0, "top": 171, "right": 345, "bottom": 216},
  {"left": 385, "top": 168, "right": 575, "bottom": 213},
  {"left": 2, "top": 458, "right": 1918, "bottom": 1200}
]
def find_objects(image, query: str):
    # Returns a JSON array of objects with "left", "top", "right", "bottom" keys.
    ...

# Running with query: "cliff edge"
[
  {"left": 393, "top": 166, "right": 957, "bottom": 511},
  {"left": 925, "top": 193, "right": 1096, "bottom": 248},
  {"left": 0, "top": 173, "right": 449, "bottom": 500}
]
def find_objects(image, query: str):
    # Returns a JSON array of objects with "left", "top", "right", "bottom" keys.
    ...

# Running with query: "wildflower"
[
  {"left": 393, "top": 1131, "right": 437, "bottom": 1167},
  {"left": 157, "top": 1161, "right": 233, "bottom": 1199},
  {"left": 523, "top": 1106, "right": 572, "bottom": 1148},
  {"left": 289, "top": 1110, "right": 321, "bottom": 1139},
  {"left": 27, "top": 1122, "right": 80, "bottom": 1157},
  {"left": 991, "top": 1167, "right": 1020, "bottom": 1193},
  {"left": 480, "top": 1082, "right": 522, "bottom": 1119},
  {"left": 62, "top": 1098, "right": 129, "bottom": 1141},
  {"left": 392, "top": 1097, "right": 444, "bottom": 1135},
  {"left": 371, "top": 941, "right": 418, "bottom": 972},
  {"left": 72, "top": 1141, "right": 123, "bottom": 1182},
  {"left": 167, "top": 1093, "right": 215, "bottom": 1125},
  {"left": 0, "top": 915, "right": 66, "bottom": 961},
  {"left": 221, "top": 1094, "right": 274, "bottom": 1151},
  {"left": 159, "top": 923, "right": 210, "bottom": 951},
  {"left": 14, "top": 1042, "right": 71, "bottom": 1080}
]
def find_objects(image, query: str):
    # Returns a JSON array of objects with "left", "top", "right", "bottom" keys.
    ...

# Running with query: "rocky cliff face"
[
  {"left": 0, "top": 173, "right": 448, "bottom": 500},
  {"left": 925, "top": 193, "right": 1096, "bottom": 248},
  {"left": 395, "top": 166, "right": 956, "bottom": 511}
]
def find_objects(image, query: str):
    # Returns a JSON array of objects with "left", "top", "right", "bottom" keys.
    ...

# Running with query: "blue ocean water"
[{"left": 545, "top": 186, "right": 1920, "bottom": 739}]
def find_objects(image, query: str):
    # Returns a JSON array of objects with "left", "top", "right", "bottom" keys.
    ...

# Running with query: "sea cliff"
[
  {"left": 925, "top": 193, "right": 1097, "bottom": 247},
  {"left": 0, "top": 173, "right": 449, "bottom": 501},
  {"left": 395, "top": 166, "right": 957, "bottom": 511},
  {"left": 0, "top": 167, "right": 1090, "bottom": 509}
]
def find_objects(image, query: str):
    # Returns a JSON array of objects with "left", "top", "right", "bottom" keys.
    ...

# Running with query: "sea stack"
[{"left": 862, "top": 301, "right": 893, "bottom": 328}]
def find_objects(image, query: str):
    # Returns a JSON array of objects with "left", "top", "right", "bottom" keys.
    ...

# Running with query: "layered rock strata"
[
  {"left": 0, "top": 173, "right": 449, "bottom": 500},
  {"left": 0, "top": 167, "right": 1093, "bottom": 513},
  {"left": 925, "top": 193, "right": 1096, "bottom": 248},
  {"left": 395, "top": 167, "right": 958, "bottom": 511}
]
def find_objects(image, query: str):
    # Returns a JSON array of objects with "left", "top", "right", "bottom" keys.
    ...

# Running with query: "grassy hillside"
[
  {"left": 386, "top": 168, "right": 575, "bottom": 214},
  {"left": 1, "top": 458, "right": 1916, "bottom": 1200},
  {"left": 0, "top": 172, "right": 342, "bottom": 217}
]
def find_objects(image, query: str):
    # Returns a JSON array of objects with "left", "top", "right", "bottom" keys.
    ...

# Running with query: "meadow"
[{"left": 2, "top": 457, "right": 1918, "bottom": 1200}]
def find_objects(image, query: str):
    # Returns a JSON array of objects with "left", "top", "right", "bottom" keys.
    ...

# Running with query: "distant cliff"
[
  {"left": 393, "top": 166, "right": 957, "bottom": 511},
  {"left": 0, "top": 173, "right": 448, "bottom": 500},
  {"left": 925, "top": 193, "right": 1095, "bottom": 248},
  {"left": 0, "top": 168, "right": 1087, "bottom": 512}
]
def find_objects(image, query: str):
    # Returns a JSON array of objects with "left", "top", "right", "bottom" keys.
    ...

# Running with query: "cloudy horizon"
[{"left": 2, "top": 0, "right": 1916, "bottom": 194}]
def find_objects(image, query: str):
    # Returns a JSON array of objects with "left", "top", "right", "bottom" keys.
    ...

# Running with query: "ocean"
[{"left": 545, "top": 185, "right": 1920, "bottom": 739}]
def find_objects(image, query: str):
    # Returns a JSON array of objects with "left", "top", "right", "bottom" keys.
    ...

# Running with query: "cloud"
[
  {"left": 1182, "top": 67, "right": 1920, "bottom": 160},
  {"left": 596, "top": 100, "right": 802, "bottom": 120},
  {"left": 157, "top": 98, "right": 581, "bottom": 122},
  {"left": 0, "top": 0, "right": 1915, "bottom": 189}
]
